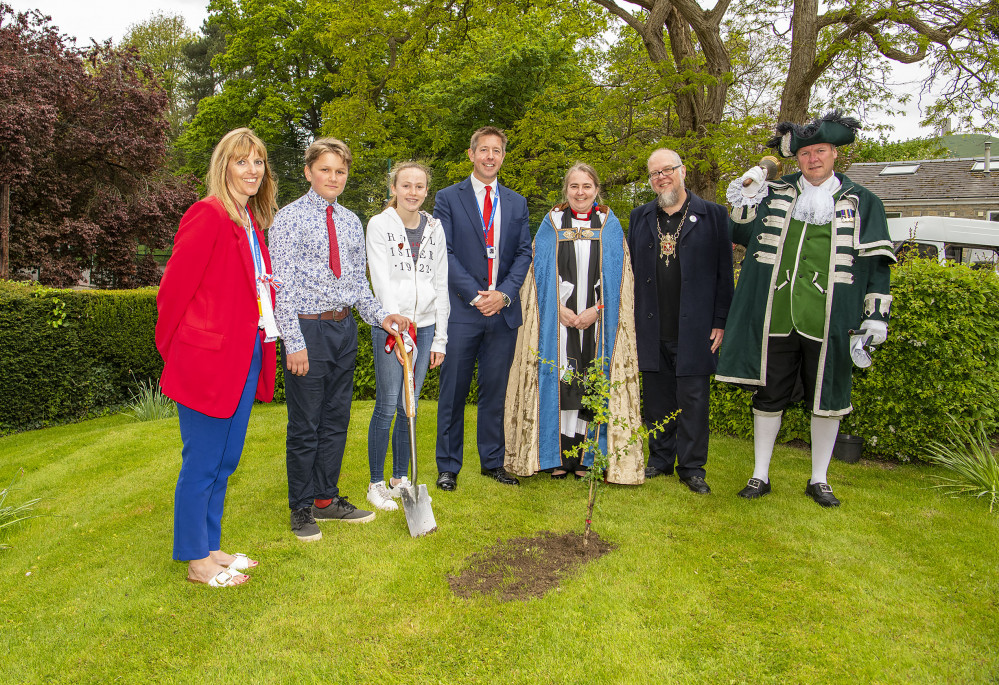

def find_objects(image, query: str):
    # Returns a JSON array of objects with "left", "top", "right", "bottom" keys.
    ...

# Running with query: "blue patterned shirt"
[{"left": 270, "top": 189, "right": 389, "bottom": 353}]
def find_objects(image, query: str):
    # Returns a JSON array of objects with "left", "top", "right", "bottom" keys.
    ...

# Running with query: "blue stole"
[{"left": 534, "top": 208, "right": 626, "bottom": 470}]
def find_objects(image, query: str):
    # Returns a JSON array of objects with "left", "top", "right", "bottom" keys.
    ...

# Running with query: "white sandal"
[
  {"left": 226, "top": 553, "right": 258, "bottom": 571},
  {"left": 187, "top": 568, "right": 248, "bottom": 588}
]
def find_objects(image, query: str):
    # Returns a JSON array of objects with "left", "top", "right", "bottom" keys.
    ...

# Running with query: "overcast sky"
[
  {"left": 8, "top": 0, "right": 208, "bottom": 44},
  {"left": 9, "top": 0, "right": 951, "bottom": 142}
]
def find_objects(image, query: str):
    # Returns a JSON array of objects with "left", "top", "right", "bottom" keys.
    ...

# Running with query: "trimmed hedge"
[
  {"left": 709, "top": 257, "right": 999, "bottom": 462},
  {"left": 0, "top": 282, "right": 160, "bottom": 434},
  {"left": 0, "top": 282, "right": 476, "bottom": 434},
  {"left": 18, "top": 256, "right": 992, "bottom": 458}
]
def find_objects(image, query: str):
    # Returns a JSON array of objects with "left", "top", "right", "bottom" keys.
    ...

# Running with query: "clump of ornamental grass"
[
  {"left": 126, "top": 377, "right": 176, "bottom": 422},
  {"left": 1, "top": 469, "right": 43, "bottom": 550},
  {"left": 924, "top": 416, "right": 999, "bottom": 512}
]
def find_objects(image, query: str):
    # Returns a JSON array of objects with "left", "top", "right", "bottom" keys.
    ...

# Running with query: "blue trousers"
[
  {"left": 435, "top": 316, "right": 518, "bottom": 474},
  {"left": 173, "top": 334, "right": 262, "bottom": 561},
  {"left": 367, "top": 325, "right": 435, "bottom": 483}
]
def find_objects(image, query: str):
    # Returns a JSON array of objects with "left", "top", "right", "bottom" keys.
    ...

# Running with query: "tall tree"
[
  {"left": 589, "top": 0, "right": 998, "bottom": 197},
  {"left": 121, "top": 11, "right": 196, "bottom": 135},
  {"left": 0, "top": 5, "right": 76, "bottom": 280},
  {"left": 175, "top": 0, "right": 349, "bottom": 205},
  {"left": 1, "top": 5, "right": 197, "bottom": 287}
]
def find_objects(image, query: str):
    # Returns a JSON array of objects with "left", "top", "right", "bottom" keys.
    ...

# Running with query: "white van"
[{"left": 887, "top": 216, "right": 999, "bottom": 272}]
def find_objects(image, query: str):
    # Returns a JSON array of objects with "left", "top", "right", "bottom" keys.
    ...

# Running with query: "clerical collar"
[{"left": 570, "top": 206, "right": 596, "bottom": 220}]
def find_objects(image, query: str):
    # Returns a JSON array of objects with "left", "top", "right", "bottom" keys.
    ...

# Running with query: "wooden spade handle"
[{"left": 393, "top": 331, "right": 416, "bottom": 418}]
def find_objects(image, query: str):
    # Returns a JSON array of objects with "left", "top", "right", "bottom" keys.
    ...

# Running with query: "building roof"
[{"left": 845, "top": 157, "right": 999, "bottom": 202}]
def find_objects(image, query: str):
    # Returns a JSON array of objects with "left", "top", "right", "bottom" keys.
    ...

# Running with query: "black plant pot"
[{"left": 833, "top": 434, "right": 864, "bottom": 463}]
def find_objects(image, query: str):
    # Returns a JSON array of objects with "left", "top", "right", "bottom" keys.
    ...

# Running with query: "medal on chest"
[
  {"left": 660, "top": 233, "right": 677, "bottom": 260},
  {"left": 656, "top": 204, "right": 690, "bottom": 266},
  {"left": 656, "top": 204, "right": 690, "bottom": 267}
]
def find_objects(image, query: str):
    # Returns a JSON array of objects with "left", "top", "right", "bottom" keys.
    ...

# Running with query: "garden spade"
[{"left": 392, "top": 331, "right": 437, "bottom": 537}]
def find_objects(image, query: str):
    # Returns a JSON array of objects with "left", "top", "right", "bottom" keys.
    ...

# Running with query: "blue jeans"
[{"left": 368, "top": 324, "right": 435, "bottom": 482}]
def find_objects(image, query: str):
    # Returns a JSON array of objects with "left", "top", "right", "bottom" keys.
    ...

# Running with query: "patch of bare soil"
[{"left": 448, "top": 530, "right": 614, "bottom": 601}]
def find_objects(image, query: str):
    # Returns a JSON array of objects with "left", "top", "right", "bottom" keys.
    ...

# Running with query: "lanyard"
[
  {"left": 242, "top": 209, "right": 265, "bottom": 316},
  {"left": 244, "top": 215, "right": 264, "bottom": 279},
  {"left": 474, "top": 186, "right": 498, "bottom": 245}
]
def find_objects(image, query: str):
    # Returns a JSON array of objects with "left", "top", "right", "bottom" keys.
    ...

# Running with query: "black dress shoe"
[
  {"left": 805, "top": 480, "right": 841, "bottom": 507},
  {"left": 436, "top": 471, "right": 457, "bottom": 491},
  {"left": 550, "top": 471, "right": 568, "bottom": 480},
  {"left": 644, "top": 465, "right": 673, "bottom": 479},
  {"left": 737, "top": 477, "right": 772, "bottom": 499},
  {"left": 480, "top": 467, "right": 520, "bottom": 485},
  {"left": 679, "top": 475, "right": 711, "bottom": 494}
]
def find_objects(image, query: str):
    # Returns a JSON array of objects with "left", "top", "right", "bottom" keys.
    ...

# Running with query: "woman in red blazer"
[{"left": 157, "top": 128, "right": 278, "bottom": 587}]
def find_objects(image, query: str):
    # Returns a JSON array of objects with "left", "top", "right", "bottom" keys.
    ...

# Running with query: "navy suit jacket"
[
  {"left": 434, "top": 178, "right": 533, "bottom": 329},
  {"left": 628, "top": 192, "right": 734, "bottom": 376}
]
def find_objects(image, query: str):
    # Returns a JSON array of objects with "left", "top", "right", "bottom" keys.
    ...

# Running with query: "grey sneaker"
[
  {"left": 291, "top": 507, "right": 322, "bottom": 541},
  {"left": 312, "top": 496, "right": 376, "bottom": 523}
]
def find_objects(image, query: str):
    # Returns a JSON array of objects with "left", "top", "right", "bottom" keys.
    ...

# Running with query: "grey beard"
[{"left": 657, "top": 185, "right": 684, "bottom": 211}]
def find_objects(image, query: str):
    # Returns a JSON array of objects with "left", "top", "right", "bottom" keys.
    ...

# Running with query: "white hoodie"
[{"left": 366, "top": 207, "right": 450, "bottom": 354}]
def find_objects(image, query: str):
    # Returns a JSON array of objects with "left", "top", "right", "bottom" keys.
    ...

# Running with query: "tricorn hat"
[{"left": 766, "top": 110, "right": 861, "bottom": 158}]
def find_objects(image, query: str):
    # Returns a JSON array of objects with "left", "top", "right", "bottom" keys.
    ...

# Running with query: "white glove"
[
  {"left": 850, "top": 333, "right": 872, "bottom": 368},
  {"left": 860, "top": 319, "right": 888, "bottom": 346},
  {"left": 740, "top": 166, "right": 767, "bottom": 197},
  {"left": 726, "top": 167, "right": 769, "bottom": 208}
]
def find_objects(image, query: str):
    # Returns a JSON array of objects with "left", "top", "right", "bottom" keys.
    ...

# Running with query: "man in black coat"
[{"left": 627, "top": 148, "right": 734, "bottom": 494}]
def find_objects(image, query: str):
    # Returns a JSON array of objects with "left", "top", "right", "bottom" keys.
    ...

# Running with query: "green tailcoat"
[{"left": 716, "top": 172, "right": 895, "bottom": 416}]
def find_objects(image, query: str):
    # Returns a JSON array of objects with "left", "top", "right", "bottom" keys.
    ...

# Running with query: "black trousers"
[
  {"left": 752, "top": 332, "right": 822, "bottom": 414},
  {"left": 642, "top": 340, "right": 710, "bottom": 479},
  {"left": 283, "top": 316, "right": 357, "bottom": 510}
]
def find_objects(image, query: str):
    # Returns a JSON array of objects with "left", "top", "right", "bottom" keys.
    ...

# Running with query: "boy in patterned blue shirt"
[{"left": 270, "top": 138, "right": 410, "bottom": 541}]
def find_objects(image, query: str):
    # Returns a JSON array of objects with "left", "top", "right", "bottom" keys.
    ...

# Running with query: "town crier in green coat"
[{"left": 716, "top": 111, "right": 896, "bottom": 507}]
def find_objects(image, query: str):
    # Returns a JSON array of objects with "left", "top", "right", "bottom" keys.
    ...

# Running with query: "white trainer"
[
  {"left": 367, "top": 481, "right": 398, "bottom": 511},
  {"left": 387, "top": 477, "right": 411, "bottom": 498}
]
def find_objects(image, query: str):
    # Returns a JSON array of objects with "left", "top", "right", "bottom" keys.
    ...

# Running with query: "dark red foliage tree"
[{"left": 0, "top": 4, "right": 196, "bottom": 288}]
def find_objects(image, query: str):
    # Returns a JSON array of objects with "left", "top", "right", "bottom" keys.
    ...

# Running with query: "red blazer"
[{"left": 157, "top": 196, "right": 277, "bottom": 418}]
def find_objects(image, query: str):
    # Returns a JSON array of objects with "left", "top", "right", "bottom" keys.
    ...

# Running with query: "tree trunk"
[
  {"left": 591, "top": 0, "right": 730, "bottom": 199},
  {"left": 778, "top": 0, "right": 819, "bottom": 124},
  {"left": 583, "top": 478, "right": 596, "bottom": 546},
  {"left": 1, "top": 183, "right": 9, "bottom": 280}
]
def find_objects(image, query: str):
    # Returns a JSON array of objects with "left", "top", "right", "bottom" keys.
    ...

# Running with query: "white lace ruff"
[{"left": 790, "top": 175, "right": 840, "bottom": 224}]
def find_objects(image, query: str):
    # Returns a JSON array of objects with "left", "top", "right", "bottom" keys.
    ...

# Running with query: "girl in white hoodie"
[{"left": 365, "top": 161, "right": 450, "bottom": 511}]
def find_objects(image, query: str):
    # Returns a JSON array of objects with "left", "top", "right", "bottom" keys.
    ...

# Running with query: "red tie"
[
  {"left": 326, "top": 205, "right": 341, "bottom": 278},
  {"left": 483, "top": 185, "right": 493, "bottom": 286}
]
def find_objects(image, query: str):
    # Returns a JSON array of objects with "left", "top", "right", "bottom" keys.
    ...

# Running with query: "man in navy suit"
[
  {"left": 433, "top": 126, "right": 533, "bottom": 491},
  {"left": 628, "top": 148, "right": 734, "bottom": 494}
]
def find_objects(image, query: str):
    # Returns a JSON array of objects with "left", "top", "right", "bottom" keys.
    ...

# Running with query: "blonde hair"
[
  {"left": 560, "top": 162, "right": 603, "bottom": 207},
  {"left": 385, "top": 161, "right": 432, "bottom": 210},
  {"left": 206, "top": 128, "right": 277, "bottom": 228},
  {"left": 305, "top": 137, "right": 353, "bottom": 169}
]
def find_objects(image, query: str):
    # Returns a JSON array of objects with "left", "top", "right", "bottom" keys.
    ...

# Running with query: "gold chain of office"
[{"left": 655, "top": 204, "right": 689, "bottom": 267}]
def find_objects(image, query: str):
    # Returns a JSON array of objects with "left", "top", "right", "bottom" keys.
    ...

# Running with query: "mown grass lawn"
[{"left": 1, "top": 401, "right": 997, "bottom": 684}]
